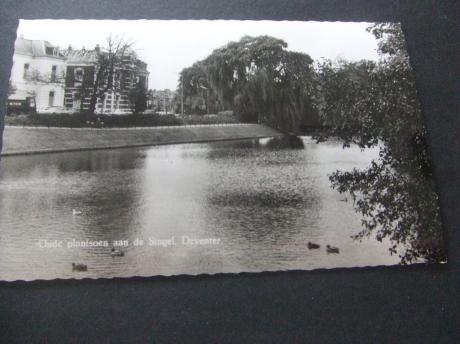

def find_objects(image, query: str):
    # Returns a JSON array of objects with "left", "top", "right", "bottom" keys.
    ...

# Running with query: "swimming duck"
[
  {"left": 326, "top": 245, "right": 340, "bottom": 254},
  {"left": 72, "top": 263, "right": 87, "bottom": 271},
  {"left": 307, "top": 242, "right": 320, "bottom": 249},
  {"left": 111, "top": 248, "right": 125, "bottom": 257},
  {"left": 72, "top": 209, "right": 82, "bottom": 215}
]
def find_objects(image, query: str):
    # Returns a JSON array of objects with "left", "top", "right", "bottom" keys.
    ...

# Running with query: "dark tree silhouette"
[
  {"left": 128, "top": 82, "right": 147, "bottom": 115},
  {"left": 314, "top": 23, "right": 445, "bottom": 264}
]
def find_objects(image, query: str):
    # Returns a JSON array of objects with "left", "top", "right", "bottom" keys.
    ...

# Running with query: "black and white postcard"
[{"left": 0, "top": 20, "right": 446, "bottom": 281}]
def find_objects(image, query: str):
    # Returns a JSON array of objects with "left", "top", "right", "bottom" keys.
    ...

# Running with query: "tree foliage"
[
  {"left": 179, "top": 36, "right": 318, "bottom": 132},
  {"left": 179, "top": 62, "right": 216, "bottom": 114},
  {"left": 315, "top": 23, "right": 445, "bottom": 264},
  {"left": 128, "top": 81, "right": 147, "bottom": 115}
]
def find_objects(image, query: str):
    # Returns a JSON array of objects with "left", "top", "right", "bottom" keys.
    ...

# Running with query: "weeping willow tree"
[
  {"left": 178, "top": 35, "right": 318, "bottom": 132},
  {"left": 179, "top": 62, "right": 210, "bottom": 114},
  {"left": 314, "top": 23, "right": 446, "bottom": 264}
]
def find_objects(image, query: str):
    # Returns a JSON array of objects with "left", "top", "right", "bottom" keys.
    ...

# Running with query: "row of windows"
[
  {"left": 23, "top": 63, "right": 59, "bottom": 81},
  {"left": 64, "top": 93, "right": 130, "bottom": 108},
  {"left": 22, "top": 63, "right": 146, "bottom": 89},
  {"left": 47, "top": 86, "right": 136, "bottom": 107}
]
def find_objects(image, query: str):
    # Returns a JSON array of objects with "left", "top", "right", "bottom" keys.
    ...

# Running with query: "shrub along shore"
[
  {"left": 4, "top": 112, "right": 239, "bottom": 128},
  {"left": 1, "top": 123, "right": 281, "bottom": 156}
]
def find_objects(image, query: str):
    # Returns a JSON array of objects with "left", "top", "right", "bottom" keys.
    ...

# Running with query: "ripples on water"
[{"left": 0, "top": 137, "right": 399, "bottom": 281}]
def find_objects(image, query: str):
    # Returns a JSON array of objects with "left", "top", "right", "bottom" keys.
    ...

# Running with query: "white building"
[{"left": 8, "top": 36, "right": 67, "bottom": 113}]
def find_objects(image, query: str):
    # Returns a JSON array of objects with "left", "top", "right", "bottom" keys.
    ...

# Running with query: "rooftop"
[
  {"left": 14, "top": 36, "right": 64, "bottom": 59},
  {"left": 62, "top": 48, "right": 99, "bottom": 64},
  {"left": 14, "top": 37, "right": 149, "bottom": 73}
]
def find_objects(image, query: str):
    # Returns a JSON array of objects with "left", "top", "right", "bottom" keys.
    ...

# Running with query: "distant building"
[
  {"left": 8, "top": 36, "right": 67, "bottom": 113},
  {"left": 148, "top": 89, "right": 176, "bottom": 114},
  {"left": 8, "top": 36, "right": 149, "bottom": 115}
]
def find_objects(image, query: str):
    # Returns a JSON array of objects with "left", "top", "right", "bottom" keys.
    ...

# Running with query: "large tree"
[
  {"left": 315, "top": 23, "right": 445, "bottom": 264},
  {"left": 87, "top": 36, "right": 132, "bottom": 117},
  {"left": 179, "top": 35, "right": 317, "bottom": 132},
  {"left": 179, "top": 62, "right": 213, "bottom": 114}
]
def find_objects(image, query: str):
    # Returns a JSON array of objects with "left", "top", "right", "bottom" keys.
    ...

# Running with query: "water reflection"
[
  {"left": 0, "top": 137, "right": 399, "bottom": 281},
  {"left": 264, "top": 135, "right": 305, "bottom": 150}
]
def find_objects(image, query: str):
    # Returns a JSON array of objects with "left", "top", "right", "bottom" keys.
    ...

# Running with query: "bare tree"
[{"left": 87, "top": 36, "right": 133, "bottom": 117}]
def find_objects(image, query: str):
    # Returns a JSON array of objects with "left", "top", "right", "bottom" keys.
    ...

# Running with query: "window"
[
  {"left": 74, "top": 68, "right": 83, "bottom": 81},
  {"left": 51, "top": 65, "right": 57, "bottom": 82},
  {"left": 23, "top": 63, "right": 30, "bottom": 79},
  {"left": 74, "top": 67, "right": 84, "bottom": 86},
  {"left": 48, "top": 91, "right": 55, "bottom": 107}
]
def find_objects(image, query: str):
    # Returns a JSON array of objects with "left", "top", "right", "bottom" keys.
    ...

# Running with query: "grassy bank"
[{"left": 1, "top": 124, "right": 281, "bottom": 156}]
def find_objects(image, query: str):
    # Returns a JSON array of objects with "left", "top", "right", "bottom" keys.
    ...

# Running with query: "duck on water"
[
  {"left": 326, "top": 245, "right": 340, "bottom": 254},
  {"left": 307, "top": 242, "right": 320, "bottom": 249},
  {"left": 72, "top": 263, "right": 87, "bottom": 271}
]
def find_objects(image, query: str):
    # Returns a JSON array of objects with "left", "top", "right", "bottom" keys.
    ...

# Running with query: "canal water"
[{"left": 0, "top": 137, "right": 399, "bottom": 281}]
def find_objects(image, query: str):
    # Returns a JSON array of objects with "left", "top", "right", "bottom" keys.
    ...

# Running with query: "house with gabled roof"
[{"left": 8, "top": 36, "right": 67, "bottom": 113}]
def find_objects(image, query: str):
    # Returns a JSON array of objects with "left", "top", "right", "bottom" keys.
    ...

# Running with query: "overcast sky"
[{"left": 17, "top": 20, "right": 380, "bottom": 90}]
